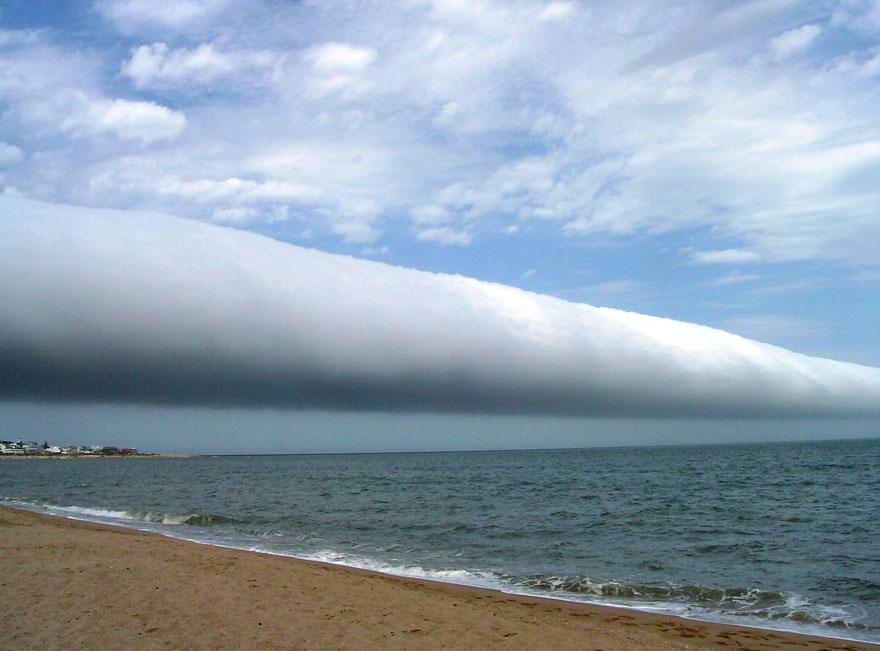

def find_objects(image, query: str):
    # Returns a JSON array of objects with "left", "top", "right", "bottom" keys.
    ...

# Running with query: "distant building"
[
  {"left": 22, "top": 441, "right": 42, "bottom": 454},
  {"left": 1, "top": 438, "right": 145, "bottom": 457},
  {"left": 0, "top": 442, "right": 24, "bottom": 455}
]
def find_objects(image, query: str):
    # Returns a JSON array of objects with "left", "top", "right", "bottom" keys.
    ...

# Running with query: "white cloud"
[
  {"left": 833, "top": 0, "right": 880, "bottom": 34},
  {"left": 412, "top": 204, "right": 452, "bottom": 225},
  {"left": 859, "top": 49, "right": 880, "bottom": 76},
  {"left": 156, "top": 176, "right": 317, "bottom": 204},
  {"left": 833, "top": 46, "right": 880, "bottom": 77},
  {"left": 304, "top": 42, "right": 377, "bottom": 95},
  {"left": 333, "top": 220, "right": 380, "bottom": 244},
  {"left": 3, "top": 2, "right": 880, "bottom": 258},
  {"left": 123, "top": 42, "right": 230, "bottom": 87},
  {"left": 95, "top": 0, "right": 230, "bottom": 33},
  {"left": 693, "top": 249, "right": 762, "bottom": 264},
  {"left": 210, "top": 206, "right": 257, "bottom": 224},
  {"left": 709, "top": 272, "right": 763, "bottom": 287},
  {"left": 415, "top": 226, "right": 473, "bottom": 246},
  {"left": 61, "top": 98, "right": 186, "bottom": 144},
  {"left": 770, "top": 24, "right": 821, "bottom": 61},
  {"left": 122, "top": 42, "right": 283, "bottom": 89},
  {"left": 306, "top": 42, "right": 377, "bottom": 73},
  {"left": 361, "top": 244, "right": 390, "bottom": 256},
  {"left": 538, "top": 2, "right": 577, "bottom": 22},
  {"left": 2, "top": 196, "right": 878, "bottom": 417},
  {"left": 0, "top": 142, "right": 24, "bottom": 166}
]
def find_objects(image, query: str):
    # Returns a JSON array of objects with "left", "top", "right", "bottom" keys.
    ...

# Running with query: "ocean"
[{"left": 2, "top": 438, "right": 878, "bottom": 643}]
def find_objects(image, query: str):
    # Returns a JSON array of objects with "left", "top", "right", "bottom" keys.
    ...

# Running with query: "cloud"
[
  {"left": 210, "top": 206, "right": 257, "bottom": 224},
  {"left": 61, "top": 97, "right": 186, "bottom": 143},
  {"left": 833, "top": 45, "right": 880, "bottom": 77},
  {"left": 304, "top": 42, "right": 377, "bottom": 95},
  {"left": 770, "top": 24, "right": 822, "bottom": 61},
  {"left": 95, "top": 0, "right": 230, "bottom": 34},
  {"left": 3, "top": 2, "right": 880, "bottom": 258},
  {"left": 0, "top": 33, "right": 184, "bottom": 145},
  {"left": 156, "top": 176, "right": 317, "bottom": 204},
  {"left": 306, "top": 42, "right": 377, "bottom": 73},
  {"left": 693, "top": 249, "right": 762, "bottom": 264},
  {"left": 625, "top": 0, "right": 806, "bottom": 71},
  {"left": 333, "top": 220, "right": 380, "bottom": 244},
  {"left": 415, "top": 226, "right": 473, "bottom": 246},
  {"left": 122, "top": 42, "right": 231, "bottom": 87},
  {"left": 709, "top": 272, "right": 763, "bottom": 287},
  {"left": 0, "top": 142, "right": 24, "bottom": 165},
  {"left": 538, "top": 2, "right": 577, "bottom": 23},
  {"left": 122, "top": 42, "right": 283, "bottom": 89},
  {"left": 2, "top": 196, "right": 878, "bottom": 418},
  {"left": 833, "top": 0, "right": 880, "bottom": 34}
]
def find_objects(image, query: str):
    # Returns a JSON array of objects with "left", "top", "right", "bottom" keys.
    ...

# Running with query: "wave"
[
  {"left": 299, "top": 549, "right": 499, "bottom": 587},
  {"left": 501, "top": 574, "right": 873, "bottom": 635},
  {"left": 508, "top": 574, "right": 788, "bottom": 607},
  {"left": 271, "top": 547, "right": 876, "bottom": 639},
  {"left": 2, "top": 498, "right": 237, "bottom": 527}
]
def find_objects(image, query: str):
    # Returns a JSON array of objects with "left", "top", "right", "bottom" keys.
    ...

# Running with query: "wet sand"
[{"left": 1, "top": 506, "right": 875, "bottom": 650}]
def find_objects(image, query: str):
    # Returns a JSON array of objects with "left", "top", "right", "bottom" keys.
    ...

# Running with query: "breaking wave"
[
  {"left": 2, "top": 498, "right": 237, "bottom": 527},
  {"left": 500, "top": 574, "right": 874, "bottom": 634}
]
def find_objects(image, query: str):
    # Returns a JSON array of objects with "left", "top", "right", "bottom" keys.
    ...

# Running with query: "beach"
[{"left": 1, "top": 506, "right": 875, "bottom": 650}]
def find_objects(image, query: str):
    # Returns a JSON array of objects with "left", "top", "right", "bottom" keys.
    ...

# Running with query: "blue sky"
[{"left": 1, "top": 1, "right": 878, "bottom": 452}]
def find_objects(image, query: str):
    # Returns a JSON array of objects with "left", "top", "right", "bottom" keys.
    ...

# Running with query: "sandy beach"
[{"left": 0, "top": 506, "right": 875, "bottom": 650}]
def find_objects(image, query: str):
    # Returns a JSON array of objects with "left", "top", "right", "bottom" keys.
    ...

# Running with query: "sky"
[{"left": 1, "top": 0, "right": 879, "bottom": 452}]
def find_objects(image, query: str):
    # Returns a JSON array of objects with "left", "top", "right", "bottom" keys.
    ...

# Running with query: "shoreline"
[
  {"left": 0, "top": 453, "right": 189, "bottom": 460},
  {"left": 2, "top": 505, "right": 876, "bottom": 650}
]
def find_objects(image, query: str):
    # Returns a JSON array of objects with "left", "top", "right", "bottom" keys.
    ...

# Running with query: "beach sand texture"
[{"left": 1, "top": 506, "right": 875, "bottom": 650}]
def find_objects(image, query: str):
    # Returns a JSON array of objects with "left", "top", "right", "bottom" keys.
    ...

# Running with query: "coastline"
[
  {"left": 0, "top": 454, "right": 189, "bottom": 460},
  {"left": 1, "top": 506, "right": 875, "bottom": 650}
]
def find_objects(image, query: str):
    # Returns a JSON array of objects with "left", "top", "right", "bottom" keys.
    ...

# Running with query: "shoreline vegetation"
[
  {"left": 0, "top": 453, "right": 187, "bottom": 460},
  {"left": 1, "top": 506, "right": 875, "bottom": 650}
]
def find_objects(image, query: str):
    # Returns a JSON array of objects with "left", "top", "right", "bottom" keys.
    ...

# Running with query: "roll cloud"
[{"left": 2, "top": 195, "right": 879, "bottom": 417}]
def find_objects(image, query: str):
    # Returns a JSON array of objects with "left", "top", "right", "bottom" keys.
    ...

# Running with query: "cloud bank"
[{"left": 2, "top": 196, "right": 879, "bottom": 418}]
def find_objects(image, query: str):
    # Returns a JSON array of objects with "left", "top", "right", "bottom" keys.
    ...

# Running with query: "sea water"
[{"left": 2, "top": 438, "right": 878, "bottom": 643}]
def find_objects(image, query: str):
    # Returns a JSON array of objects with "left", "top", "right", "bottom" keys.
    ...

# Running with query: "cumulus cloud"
[
  {"left": 2, "top": 196, "right": 878, "bottom": 418},
  {"left": 122, "top": 42, "right": 282, "bottom": 89},
  {"left": 3, "top": 2, "right": 880, "bottom": 259},
  {"left": 61, "top": 97, "right": 186, "bottom": 143},
  {"left": 0, "top": 34, "right": 185, "bottom": 146},
  {"left": 304, "top": 42, "right": 377, "bottom": 95},
  {"left": 156, "top": 176, "right": 318, "bottom": 204}
]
